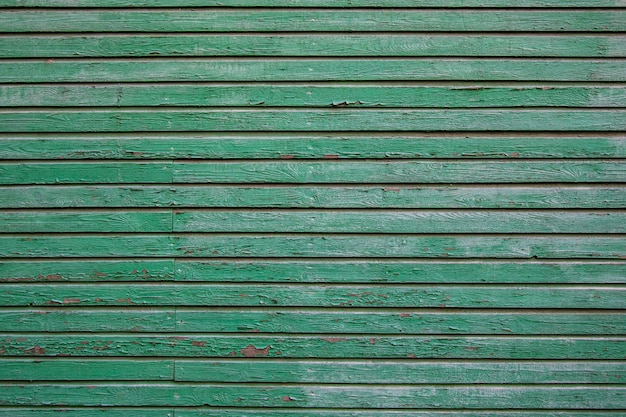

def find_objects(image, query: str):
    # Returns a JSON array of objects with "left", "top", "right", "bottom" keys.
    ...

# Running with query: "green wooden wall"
[{"left": 1, "top": 1, "right": 625, "bottom": 415}]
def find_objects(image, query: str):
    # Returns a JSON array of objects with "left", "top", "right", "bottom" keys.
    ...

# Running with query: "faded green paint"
[
  {"left": 0, "top": 2, "right": 624, "bottom": 415},
  {"left": 3, "top": 10, "right": 626, "bottom": 32}
]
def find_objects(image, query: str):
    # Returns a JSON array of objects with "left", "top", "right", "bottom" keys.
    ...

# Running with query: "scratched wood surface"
[{"left": 0, "top": 2, "right": 624, "bottom": 416}]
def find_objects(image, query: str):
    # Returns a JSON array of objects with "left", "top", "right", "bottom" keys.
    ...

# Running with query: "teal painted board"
[
  {"left": 2, "top": 59, "right": 625, "bottom": 82},
  {"left": 2, "top": 10, "right": 626, "bottom": 33},
  {"left": 2, "top": 235, "right": 625, "bottom": 258},
  {"left": 2, "top": 109, "right": 626, "bottom": 132},
  {"left": 3, "top": 35, "right": 626, "bottom": 58},
  {"left": 4, "top": 85, "right": 626, "bottom": 108},
  {"left": 3, "top": 309, "right": 624, "bottom": 334},
  {"left": 175, "top": 360, "right": 626, "bottom": 383},
  {"left": 2, "top": 283, "right": 624, "bottom": 309},
  {"left": 2, "top": 334, "right": 625, "bottom": 359},
  {"left": 0, "top": 384, "right": 624, "bottom": 408},
  {"left": 0, "top": 2, "right": 624, "bottom": 415},
  {"left": 2, "top": 185, "right": 626, "bottom": 209},
  {"left": 0, "top": 0, "right": 625, "bottom": 7}
]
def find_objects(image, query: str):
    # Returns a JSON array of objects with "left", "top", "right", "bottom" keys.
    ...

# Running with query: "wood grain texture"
[
  {"left": 2, "top": 10, "right": 626, "bottom": 33},
  {"left": 1, "top": 334, "right": 625, "bottom": 359},
  {"left": 2, "top": 283, "right": 624, "bottom": 309},
  {"left": 0, "top": 359, "right": 174, "bottom": 380},
  {"left": 175, "top": 360, "right": 626, "bottom": 383},
  {"left": 2, "top": 109, "right": 626, "bottom": 133},
  {"left": 0, "top": 0, "right": 624, "bottom": 7},
  {"left": 0, "top": 260, "right": 175, "bottom": 282},
  {"left": 3, "top": 186, "right": 625, "bottom": 209},
  {"left": 4, "top": 85, "right": 626, "bottom": 108},
  {"left": 3, "top": 161, "right": 624, "bottom": 185},
  {"left": 2, "top": 260, "right": 622, "bottom": 283},
  {"left": 0, "top": 309, "right": 175, "bottom": 332},
  {"left": 1, "top": 2, "right": 624, "bottom": 414},
  {"left": 3, "top": 309, "right": 623, "bottom": 334},
  {"left": 174, "top": 260, "right": 626, "bottom": 284},
  {"left": 3, "top": 235, "right": 625, "bottom": 259},
  {"left": 0, "top": 211, "right": 172, "bottom": 233},
  {"left": 0, "top": 412, "right": 623, "bottom": 417},
  {"left": 2, "top": 209, "right": 622, "bottom": 234},
  {"left": 173, "top": 210, "right": 626, "bottom": 233},
  {"left": 174, "top": 412, "right": 626, "bottom": 417},
  {"left": 3, "top": 35, "right": 625, "bottom": 58},
  {"left": 0, "top": 384, "right": 624, "bottom": 408},
  {"left": 1, "top": 135, "right": 625, "bottom": 160},
  {"left": 0, "top": 410, "right": 172, "bottom": 417},
  {"left": 2, "top": 59, "right": 624, "bottom": 83}
]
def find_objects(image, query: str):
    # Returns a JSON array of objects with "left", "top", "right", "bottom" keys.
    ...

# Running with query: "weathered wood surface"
[
  {"left": 1, "top": 358, "right": 624, "bottom": 383},
  {"left": 3, "top": 35, "right": 626, "bottom": 58},
  {"left": 2, "top": 284, "right": 624, "bottom": 308},
  {"left": 0, "top": 2, "right": 624, "bottom": 415},
  {"left": 2, "top": 309, "right": 624, "bottom": 334},
  {"left": 0, "top": 384, "right": 625, "bottom": 408},
  {"left": 3, "top": 10, "right": 626, "bottom": 33},
  {"left": 1, "top": 411, "right": 625, "bottom": 417},
  {"left": 2, "top": 109, "right": 626, "bottom": 132},
  {"left": 2, "top": 161, "right": 624, "bottom": 184},
  {"left": 1, "top": 0, "right": 625, "bottom": 7},
  {"left": 2, "top": 260, "right": 623, "bottom": 283},
  {"left": 1, "top": 135, "right": 626, "bottom": 160},
  {"left": 2, "top": 60, "right": 625, "bottom": 83},
  {"left": 3, "top": 185, "right": 625, "bottom": 209},
  {"left": 3, "top": 235, "right": 625, "bottom": 258},
  {"left": 1, "top": 410, "right": 624, "bottom": 417},
  {"left": 1, "top": 210, "right": 624, "bottom": 233},
  {"left": 5, "top": 85, "right": 626, "bottom": 108},
  {"left": 175, "top": 360, "right": 626, "bottom": 383},
  {"left": 1, "top": 334, "right": 625, "bottom": 359}
]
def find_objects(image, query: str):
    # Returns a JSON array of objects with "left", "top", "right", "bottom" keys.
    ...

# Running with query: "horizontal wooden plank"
[
  {"left": 174, "top": 210, "right": 626, "bottom": 234},
  {"left": 175, "top": 411, "right": 626, "bottom": 417},
  {"left": 1, "top": 135, "right": 625, "bottom": 160},
  {"left": 0, "top": 359, "right": 174, "bottom": 381},
  {"left": 0, "top": 211, "right": 172, "bottom": 233},
  {"left": 2, "top": 59, "right": 624, "bottom": 83},
  {"left": 174, "top": 160, "right": 626, "bottom": 184},
  {"left": 0, "top": 33, "right": 626, "bottom": 58},
  {"left": 26, "top": 34, "right": 623, "bottom": 59},
  {"left": 0, "top": 410, "right": 172, "bottom": 417},
  {"left": 3, "top": 35, "right": 626, "bottom": 58},
  {"left": 6, "top": 410, "right": 586, "bottom": 417},
  {"left": 176, "top": 360, "right": 626, "bottom": 383},
  {"left": 0, "top": 0, "right": 624, "bottom": 7},
  {"left": 175, "top": 260, "right": 626, "bottom": 284},
  {"left": 4, "top": 85, "right": 626, "bottom": 108},
  {"left": 0, "top": 384, "right": 625, "bottom": 408},
  {"left": 0, "top": 309, "right": 175, "bottom": 332},
  {"left": 0, "top": 260, "right": 174, "bottom": 282},
  {"left": 2, "top": 309, "right": 623, "bottom": 334},
  {"left": 3, "top": 161, "right": 624, "bottom": 185},
  {"left": 0, "top": 162, "right": 172, "bottom": 185},
  {"left": 2, "top": 235, "right": 624, "bottom": 259},
  {"left": 175, "top": 310, "right": 626, "bottom": 334},
  {"left": 3, "top": 109, "right": 626, "bottom": 133},
  {"left": 2, "top": 411, "right": 624, "bottom": 417},
  {"left": 3, "top": 10, "right": 626, "bottom": 33},
  {"left": 3, "top": 284, "right": 624, "bottom": 309},
  {"left": 3, "top": 186, "right": 624, "bottom": 209},
  {"left": 2, "top": 335, "right": 625, "bottom": 359},
  {"left": 2, "top": 209, "right": 622, "bottom": 234},
  {"left": 1, "top": 260, "right": 622, "bottom": 284}
]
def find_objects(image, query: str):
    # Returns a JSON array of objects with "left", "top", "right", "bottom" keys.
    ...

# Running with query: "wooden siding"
[{"left": 0, "top": 1, "right": 625, "bottom": 415}]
